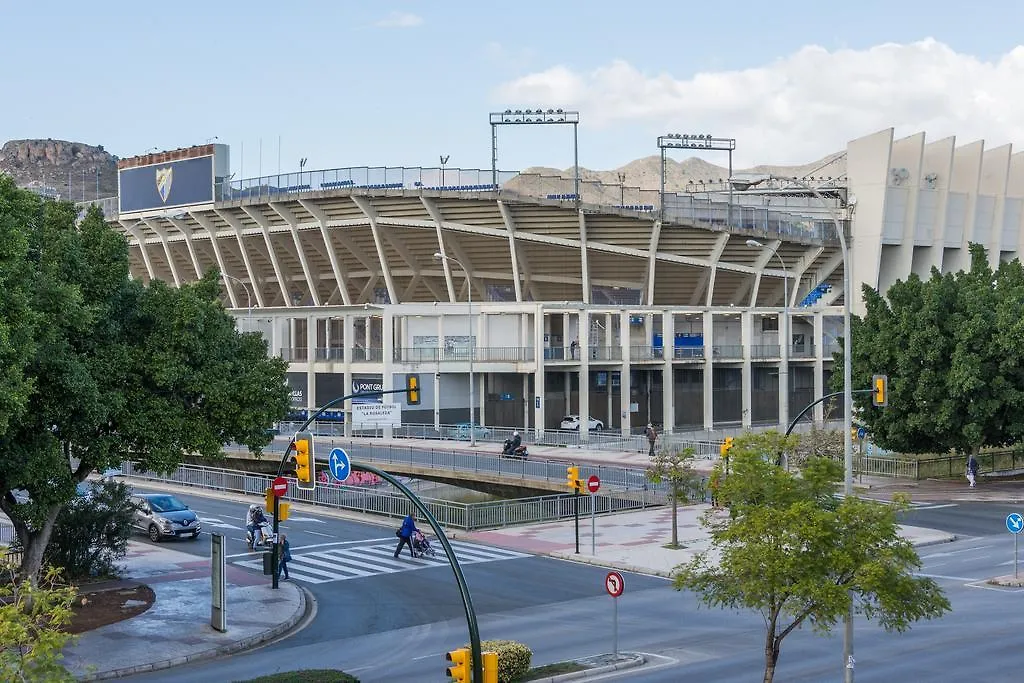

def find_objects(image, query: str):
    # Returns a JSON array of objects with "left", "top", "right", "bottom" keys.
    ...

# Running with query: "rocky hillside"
[{"left": 0, "top": 139, "right": 118, "bottom": 201}]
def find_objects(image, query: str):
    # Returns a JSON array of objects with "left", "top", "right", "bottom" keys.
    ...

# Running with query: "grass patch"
[
  {"left": 662, "top": 542, "right": 687, "bottom": 550},
  {"left": 235, "top": 671, "right": 360, "bottom": 683},
  {"left": 516, "top": 661, "right": 588, "bottom": 681}
]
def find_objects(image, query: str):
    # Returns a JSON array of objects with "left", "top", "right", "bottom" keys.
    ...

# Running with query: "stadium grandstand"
[{"left": 78, "top": 125, "right": 1016, "bottom": 441}]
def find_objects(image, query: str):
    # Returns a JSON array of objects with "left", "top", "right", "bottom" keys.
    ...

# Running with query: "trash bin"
[{"left": 262, "top": 551, "right": 274, "bottom": 575}]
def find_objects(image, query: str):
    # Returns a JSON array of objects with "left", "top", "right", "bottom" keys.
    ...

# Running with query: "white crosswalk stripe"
[{"left": 231, "top": 540, "right": 530, "bottom": 584}]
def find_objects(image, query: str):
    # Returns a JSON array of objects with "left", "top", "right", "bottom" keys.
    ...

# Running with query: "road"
[{"left": 123, "top": 491, "right": 1024, "bottom": 682}]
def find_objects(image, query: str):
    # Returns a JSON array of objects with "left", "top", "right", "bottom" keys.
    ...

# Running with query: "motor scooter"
[
  {"left": 246, "top": 519, "right": 274, "bottom": 549},
  {"left": 501, "top": 439, "right": 529, "bottom": 459}
]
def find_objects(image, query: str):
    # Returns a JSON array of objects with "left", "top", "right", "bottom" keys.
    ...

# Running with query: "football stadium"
[{"left": 87, "top": 123, "right": 1020, "bottom": 442}]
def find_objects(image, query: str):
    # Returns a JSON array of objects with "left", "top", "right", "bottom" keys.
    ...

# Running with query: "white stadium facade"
[{"left": 85, "top": 125, "right": 1016, "bottom": 440}]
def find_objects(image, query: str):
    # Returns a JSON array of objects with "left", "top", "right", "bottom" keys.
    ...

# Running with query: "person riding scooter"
[
  {"left": 502, "top": 431, "right": 527, "bottom": 458},
  {"left": 246, "top": 504, "right": 270, "bottom": 549}
]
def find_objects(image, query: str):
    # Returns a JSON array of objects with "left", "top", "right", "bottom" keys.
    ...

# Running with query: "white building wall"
[
  {"left": 943, "top": 140, "right": 984, "bottom": 273},
  {"left": 979, "top": 144, "right": 1011, "bottom": 268},
  {"left": 847, "top": 129, "right": 894, "bottom": 315}
]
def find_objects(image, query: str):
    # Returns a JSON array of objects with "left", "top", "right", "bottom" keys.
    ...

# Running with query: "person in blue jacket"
[{"left": 394, "top": 512, "right": 419, "bottom": 559}]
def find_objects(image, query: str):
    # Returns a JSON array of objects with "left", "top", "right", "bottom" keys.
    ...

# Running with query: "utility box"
[{"left": 262, "top": 551, "right": 274, "bottom": 575}]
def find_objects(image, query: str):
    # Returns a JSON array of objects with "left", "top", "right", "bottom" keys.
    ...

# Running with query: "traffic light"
[
  {"left": 406, "top": 373, "right": 421, "bottom": 405},
  {"left": 566, "top": 465, "right": 580, "bottom": 492},
  {"left": 445, "top": 648, "right": 469, "bottom": 682},
  {"left": 265, "top": 487, "right": 275, "bottom": 512},
  {"left": 872, "top": 374, "right": 888, "bottom": 407},
  {"left": 482, "top": 651, "right": 498, "bottom": 683},
  {"left": 293, "top": 431, "right": 315, "bottom": 491},
  {"left": 720, "top": 437, "right": 735, "bottom": 458}
]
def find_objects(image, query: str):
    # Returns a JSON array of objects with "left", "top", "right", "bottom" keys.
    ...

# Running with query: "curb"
[
  {"left": 913, "top": 533, "right": 958, "bottom": 548},
  {"left": 75, "top": 582, "right": 308, "bottom": 681},
  {"left": 539, "top": 652, "right": 646, "bottom": 682}
]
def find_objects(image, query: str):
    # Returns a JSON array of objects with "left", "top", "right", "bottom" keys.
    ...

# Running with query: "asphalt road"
[{"left": 123, "top": 490, "right": 1024, "bottom": 682}]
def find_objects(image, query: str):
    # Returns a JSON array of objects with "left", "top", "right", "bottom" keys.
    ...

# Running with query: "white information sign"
[{"left": 352, "top": 402, "right": 402, "bottom": 427}]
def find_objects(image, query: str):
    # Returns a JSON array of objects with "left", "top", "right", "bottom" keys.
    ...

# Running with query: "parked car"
[
  {"left": 450, "top": 423, "right": 493, "bottom": 440},
  {"left": 130, "top": 493, "right": 201, "bottom": 542},
  {"left": 559, "top": 415, "right": 604, "bottom": 431}
]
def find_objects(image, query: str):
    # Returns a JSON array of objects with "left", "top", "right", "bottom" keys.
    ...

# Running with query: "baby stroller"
[{"left": 412, "top": 530, "right": 436, "bottom": 558}]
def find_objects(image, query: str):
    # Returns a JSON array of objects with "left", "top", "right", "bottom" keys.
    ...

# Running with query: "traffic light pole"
[
  {"left": 574, "top": 489, "right": 580, "bottom": 555},
  {"left": 784, "top": 390, "right": 874, "bottom": 437},
  {"left": 270, "top": 388, "right": 412, "bottom": 591}
]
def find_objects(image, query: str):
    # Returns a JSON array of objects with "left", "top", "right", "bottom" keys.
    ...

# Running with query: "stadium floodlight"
[
  {"left": 489, "top": 109, "right": 581, "bottom": 201},
  {"left": 657, "top": 133, "right": 737, "bottom": 225}
]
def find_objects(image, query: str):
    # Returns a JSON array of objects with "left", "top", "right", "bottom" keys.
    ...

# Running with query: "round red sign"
[
  {"left": 271, "top": 476, "right": 289, "bottom": 496},
  {"left": 605, "top": 571, "right": 624, "bottom": 597},
  {"left": 587, "top": 475, "right": 601, "bottom": 493}
]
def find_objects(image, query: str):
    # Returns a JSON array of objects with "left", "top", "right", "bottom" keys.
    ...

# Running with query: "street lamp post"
[
  {"left": 657, "top": 134, "right": 736, "bottom": 224},
  {"left": 746, "top": 239, "right": 790, "bottom": 425},
  {"left": 221, "top": 272, "right": 253, "bottom": 330},
  {"left": 733, "top": 174, "right": 853, "bottom": 681},
  {"left": 617, "top": 171, "right": 626, "bottom": 206},
  {"left": 434, "top": 252, "right": 476, "bottom": 447}
]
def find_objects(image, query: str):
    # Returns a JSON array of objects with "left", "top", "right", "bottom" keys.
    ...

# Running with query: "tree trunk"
[
  {"left": 763, "top": 614, "right": 780, "bottom": 683},
  {"left": 12, "top": 504, "right": 63, "bottom": 587},
  {"left": 670, "top": 486, "right": 679, "bottom": 548}
]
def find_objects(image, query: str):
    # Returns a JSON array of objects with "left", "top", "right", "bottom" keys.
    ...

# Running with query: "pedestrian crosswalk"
[{"left": 231, "top": 539, "right": 531, "bottom": 584}]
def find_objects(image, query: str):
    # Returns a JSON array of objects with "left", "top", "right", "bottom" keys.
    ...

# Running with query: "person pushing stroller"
[{"left": 412, "top": 529, "right": 436, "bottom": 558}]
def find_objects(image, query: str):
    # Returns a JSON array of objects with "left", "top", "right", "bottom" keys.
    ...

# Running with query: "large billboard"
[
  {"left": 118, "top": 155, "right": 214, "bottom": 214},
  {"left": 117, "top": 143, "right": 230, "bottom": 216}
]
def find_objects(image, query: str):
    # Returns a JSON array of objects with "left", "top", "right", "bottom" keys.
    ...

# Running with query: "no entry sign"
[
  {"left": 587, "top": 475, "right": 601, "bottom": 494},
  {"left": 271, "top": 476, "right": 288, "bottom": 496}
]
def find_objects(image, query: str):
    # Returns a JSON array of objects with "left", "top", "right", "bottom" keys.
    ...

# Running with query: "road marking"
[
  {"left": 921, "top": 544, "right": 994, "bottom": 559},
  {"left": 291, "top": 537, "right": 394, "bottom": 551},
  {"left": 280, "top": 516, "right": 326, "bottom": 523},
  {"left": 232, "top": 540, "right": 531, "bottom": 584},
  {"left": 915, "top": 572, "right": 980, "bottom": 582},
  {"left": 913, "top": 503, "right": 959, "bottom": 510},
  {"left": 303, "top": 530, "right": 333, "bottom": 538},
  {"left": 198, "top": 517, "right": 242, "bottom": 530}
]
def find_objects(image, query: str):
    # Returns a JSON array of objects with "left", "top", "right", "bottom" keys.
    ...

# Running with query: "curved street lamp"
[{"left": 221, "top": 272, "right": 253, "bottom": 330}]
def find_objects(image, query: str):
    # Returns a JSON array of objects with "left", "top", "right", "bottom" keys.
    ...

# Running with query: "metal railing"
[
  {"left": 393, "top": 346, "right": 535, "bottom": 363},
  {"left": 629, "top": 345, "right": 664, "bottom": 361},
  {"left": 712, "top": 345, "right": 744, "bottom": 360},
  {"left": 119, "top": 462, "right": 666, "bottom": 530},
  {"left": 751, "top": 344, "right": 781, "bottom": 360}
]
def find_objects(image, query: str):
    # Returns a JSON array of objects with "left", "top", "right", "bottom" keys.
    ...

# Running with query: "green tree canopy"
[
  {"left": 0, "top": 179, "right": 291, "bottom": 583},
  {"left": 840, "top": 242, "right": 1024, "bottom": 455},
  {"left": 675, "top": 445, "right": 950, "bottom": 683}
]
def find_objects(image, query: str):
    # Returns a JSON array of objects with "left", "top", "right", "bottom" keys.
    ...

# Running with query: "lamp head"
[
  {"left": 745, "top": 239, "right": 764, "bottom": 248},
  {"left": 433, "top": 252, "right": 444, "bottom": 260}
]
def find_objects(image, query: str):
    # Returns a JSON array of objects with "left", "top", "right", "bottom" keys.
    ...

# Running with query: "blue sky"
[{"left": 4, "top": 0, "right": 1024, "bottom": 177}]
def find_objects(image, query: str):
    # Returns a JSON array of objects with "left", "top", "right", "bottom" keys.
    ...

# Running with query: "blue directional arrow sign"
[
  {"left": 328, "top": 447, "right": 351, "bottom": 483},
  {"left": 1007, "top": 513, "right": 1024, "bottom": 534}
]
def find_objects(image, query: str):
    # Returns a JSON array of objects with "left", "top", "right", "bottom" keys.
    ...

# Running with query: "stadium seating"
[
  {"left": 615, "top": 204, "right": 656, "bottom": 212},
  {"left": 352, "top": 182, "right": 405, "bottom": 190},
  {"left": 321, "top": 180, "right": 355, "bottom": 190},
  {"left": 799, "top": 283, "right": 833, "bottom": 307},
  {"left": 545, "top": 193, "right": 580, "bottom": 201}
]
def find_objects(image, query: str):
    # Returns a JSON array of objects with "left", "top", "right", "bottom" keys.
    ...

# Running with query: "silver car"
[{"left": 130, "top": 493, "right": 201, "bottom": 542}]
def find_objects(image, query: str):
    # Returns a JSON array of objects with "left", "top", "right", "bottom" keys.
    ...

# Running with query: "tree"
[
  {"left": 646, "top": 446, "right": 703, "bottom": 548},
  {"left": 674, "top": 448, "right": 950, "bottom": 683},
  {"left": 839, "top": 243, "right": 1024, "bottom": 456},
  {"left": 41, "top": 479, "right": 135, "bottom": 580},
  {"left": 0, "top": 181, "right": 291, "bottom": 584},
  {"left": 0, "top": 566, "right": 77, "bottom": 682}
]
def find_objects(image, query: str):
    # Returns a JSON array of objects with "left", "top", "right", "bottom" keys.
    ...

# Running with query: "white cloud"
[
  {"left": 493, "top": 39, "right": 1024, "bottom": 165},
  {"left": 375, "top": 11, "right": 423, "bottom": 28}
]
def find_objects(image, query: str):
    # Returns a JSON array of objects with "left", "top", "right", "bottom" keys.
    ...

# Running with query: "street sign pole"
[
  {"left": 1006, "top": 513, "right": 1023, "bottom": 579},
  {"left": 613, "top": 592, "right": 618, "bottom": 655},
  {"left": 605, "top": 571, "right": 624, "bottom": 656},
  {"left": 591, "top": 494, "right": 596, "bottom": 555},
  {"left": 271, "top": 492, "right": 280, "bottom": 589}
]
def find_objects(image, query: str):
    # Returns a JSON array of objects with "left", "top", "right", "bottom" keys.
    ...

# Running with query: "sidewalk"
[
  {"left": 462, "top": 504, "right": 956, "bottom": 578},
  {"left": 62, "top": 541, "right": 306, "bottom": 681}
]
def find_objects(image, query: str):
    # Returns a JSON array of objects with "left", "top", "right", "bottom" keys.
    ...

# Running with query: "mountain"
[{"left": 0, "top": 139, "right": 119, "bottom": 200}]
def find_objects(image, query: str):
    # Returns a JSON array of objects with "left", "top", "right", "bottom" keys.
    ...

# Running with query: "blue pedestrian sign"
[
  {"left": 328, "top": 447, "right": 351, "bottom": 483},
  {"left": 857, "top": 427, "right": 867, "bottom": 440},
  {"left": 1007, "top": 513, "right": 1024, "bottom": 534}
]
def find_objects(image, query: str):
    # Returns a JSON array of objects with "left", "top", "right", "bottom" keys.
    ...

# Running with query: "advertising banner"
[
  {"left": 118, "top": 155, "right": 214, "bottom": 214},
  {"left": 352, "top": 403, "right": 402, "bottom": 427}
]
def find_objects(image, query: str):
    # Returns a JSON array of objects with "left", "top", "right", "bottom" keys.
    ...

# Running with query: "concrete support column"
[
  {"left": 562, "top": 312, "right": 570, "bottom": 359},
  {"left": 271, "top": 314, "right": 283, "bottom": 362},
  {"left": 741, "top": 311, "right": 753, "bottom": 428},
  {"left": 306, "top": 315, "right": 316, "bottom": 417},
  {"left": 289, "top": 318, "right": 297, "bottom": 360},
  {"left": 534, "top": 312, "right": 546, "bottom": 437},
  {"left": 579, "top": 309, "right": 591, "bottom": 443},
  {"left": 382, "top": 311, "right": 395, "bottom": 439},
  {"left": 435, "top": 316, "right": 443, "bottom": 431},
  {"left": 522, "top": 373, "right": 530, "bottom": 430},
  {"left": 662, "top": 311, "right": 674, "bottom": 433},
  {"left": 703, "top": 312, "right": 714, "bottom": 431},
  {"left": 779, "top": 309, "right": 790, "bottom": 427},
  {"left": 814, "top": 313, "right": 825, "bottom": 423},
  {"left": 619, "top": 311, "right": 631, "bottom": 437},
  {"left": 343, "top": 315, "right": 354, "bottom": 437}
]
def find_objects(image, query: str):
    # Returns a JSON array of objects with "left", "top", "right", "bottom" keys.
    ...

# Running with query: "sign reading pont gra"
[{"left": 351, "top": 378, "right": 383, "bottom": 404}]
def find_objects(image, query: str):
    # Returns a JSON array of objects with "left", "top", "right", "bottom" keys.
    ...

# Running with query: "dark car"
[{"left": 130, "top": 493, "right": 201, "bottom": 542}]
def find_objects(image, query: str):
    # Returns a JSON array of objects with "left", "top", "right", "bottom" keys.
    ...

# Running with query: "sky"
[{"left": 4, "top": 0, "right": 1024, "bottom": 179}]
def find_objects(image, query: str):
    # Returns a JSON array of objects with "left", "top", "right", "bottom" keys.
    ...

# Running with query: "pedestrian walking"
[
  {"left": 646, "top": 423, "right": 658, "bottom": 457},
  {"left": 393, "top": 511, "right": 419, "bottom": 559},
  {"left": 569, "top": 338, "right": 579, "bottom": 360},
  {"left": 967, "top": 455, "right": 979, "bottom": 488},
  {"left": 278, "top": 534, "right": 292, "bottom": 580}
]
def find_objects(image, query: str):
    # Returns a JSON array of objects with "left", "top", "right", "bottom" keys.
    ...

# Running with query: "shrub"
[
  {"left": 0, "top": 566, "right": 77, "bottom": 682},
  {"left": 43, "top": 479, "right": 135, "bottom": 580},
  {"left": 462, "top": 639, "right": 532, "bottom": 683}
]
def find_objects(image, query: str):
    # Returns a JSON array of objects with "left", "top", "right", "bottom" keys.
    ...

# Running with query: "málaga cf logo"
[{"left": 155, "top": 167, "right": 173, "bottom": 203}]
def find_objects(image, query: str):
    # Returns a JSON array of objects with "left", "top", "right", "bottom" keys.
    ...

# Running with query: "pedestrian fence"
[
  {"left": 228, "top": 439, "right": 674, "bottom": 494},
  {"left": 119, "top": 462, "right": 674, "bottom": 531}
]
